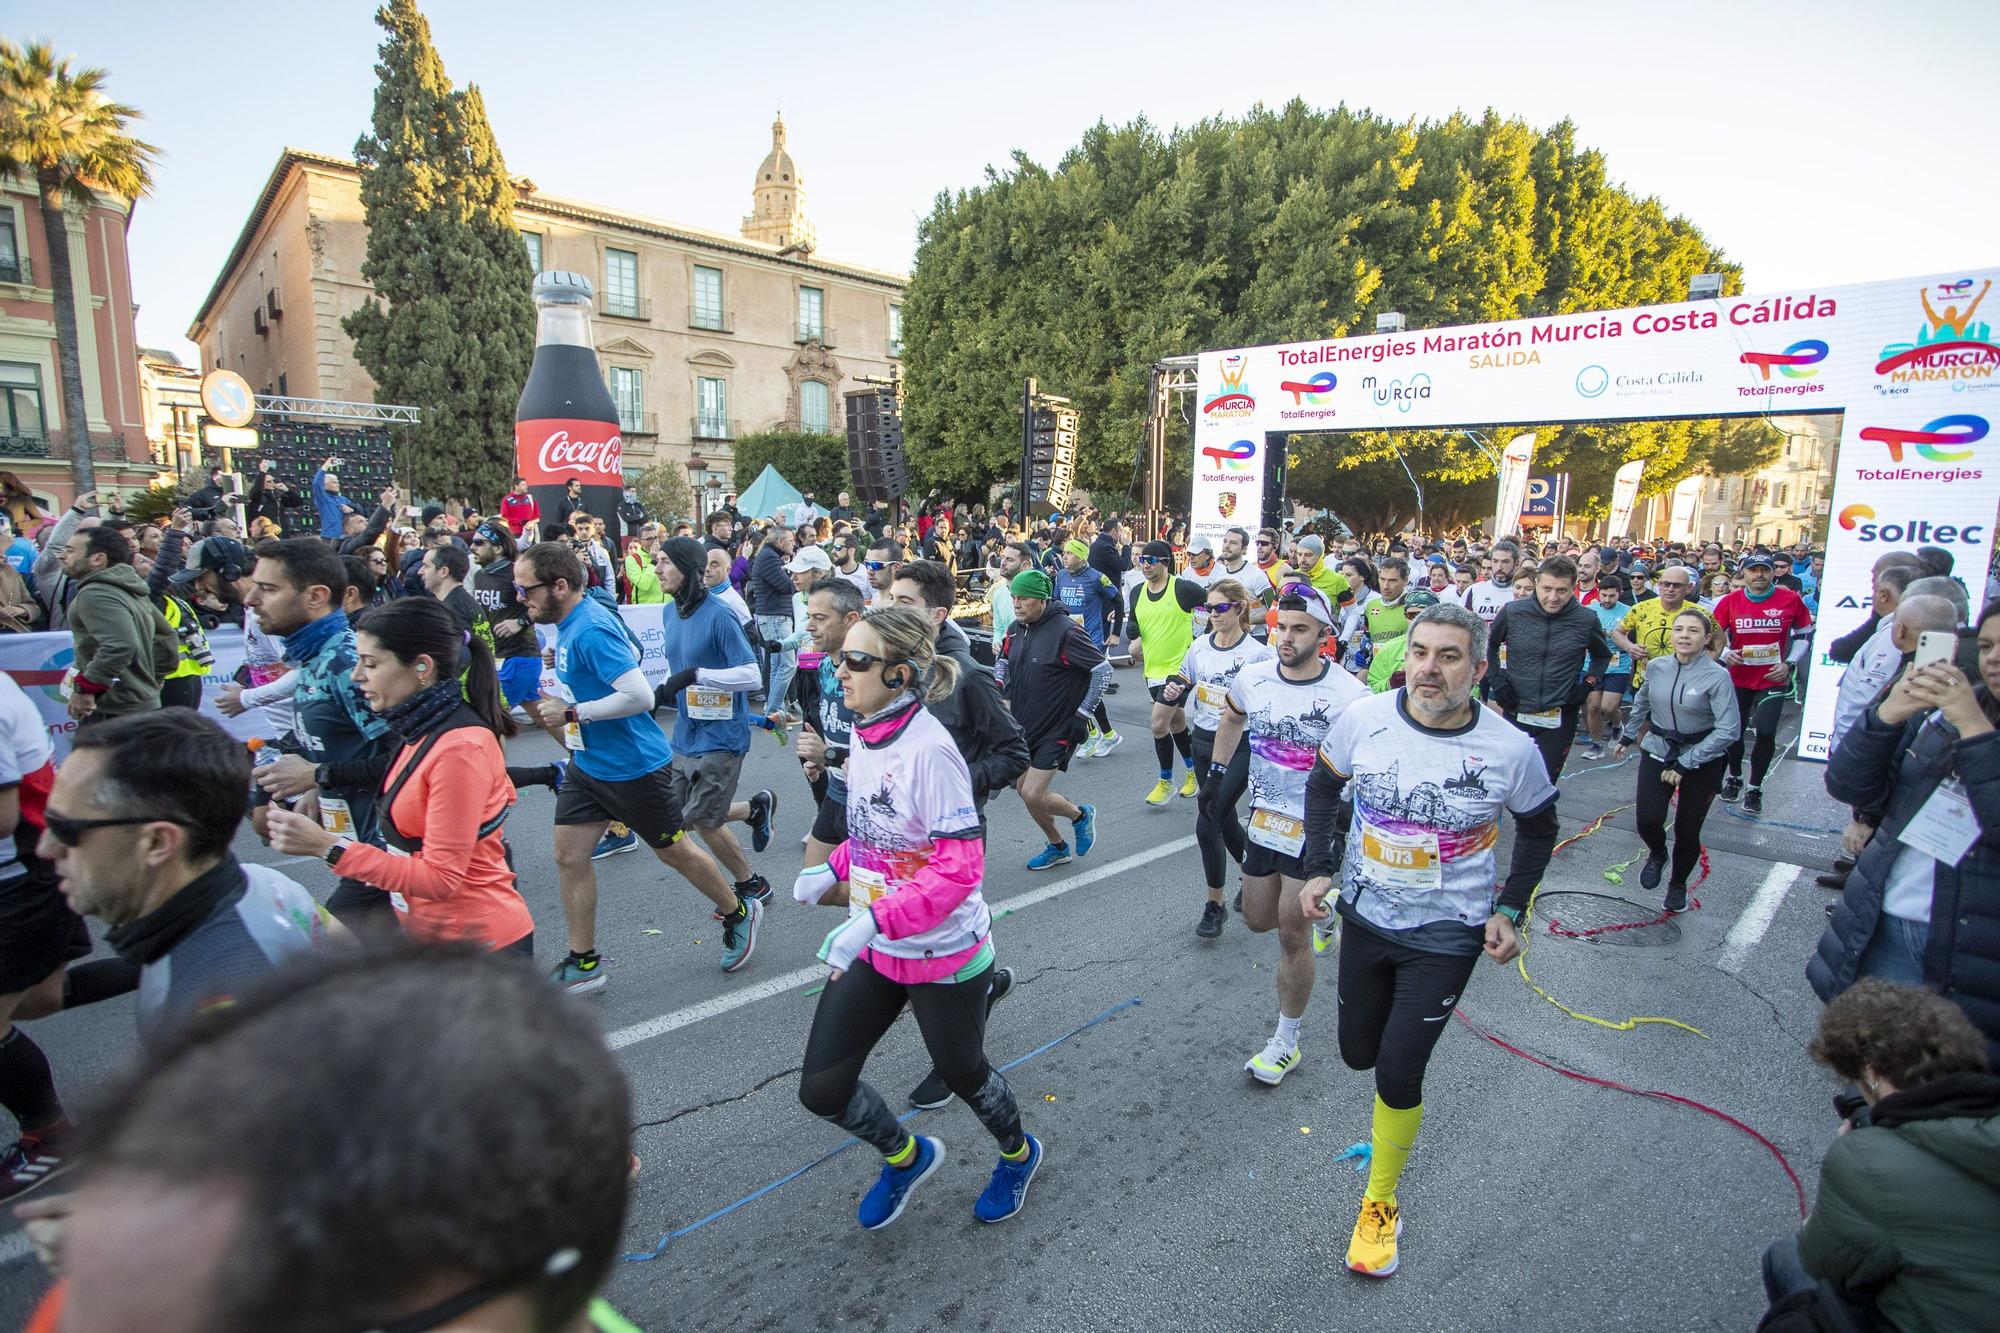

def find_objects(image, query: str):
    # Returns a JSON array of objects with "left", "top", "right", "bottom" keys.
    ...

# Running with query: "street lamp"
[{"left": 686, "top": 449, "right": 706, "bottom": 521}]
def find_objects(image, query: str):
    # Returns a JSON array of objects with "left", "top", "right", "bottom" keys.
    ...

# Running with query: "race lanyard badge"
[
  {"left": 563, "top": 719, "right": 587, "bottom": 751},
  {"left": 848, "top": 864, "right": 889, "bottom": 919},
  {"left": 1898, "top": 777, "right": 1979, "bottom": 866},
  {"left": 685, "top": 687, "right": 734, "bottom": 721},
  {"left": 1359, "top": 817, "right": 1442, "bottom": 891},
  {"left": 1247, "top": 806, "right": 1306, "bottom": 856},
  {"left": 317, "top": 796, "right": 354, "bottom": 836},
  {"left": 1517, "top": 707, "right": 1562, "bottom": 730}
]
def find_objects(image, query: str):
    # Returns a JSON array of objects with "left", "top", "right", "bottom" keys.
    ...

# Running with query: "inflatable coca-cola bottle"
[{"left": 515, "top": 271, "right": 626, "bottom": 547}]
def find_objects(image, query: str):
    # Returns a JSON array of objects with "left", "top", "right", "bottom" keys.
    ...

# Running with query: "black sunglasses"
[
  {"left": 836, "top": 649, "right": 890, "bottom": 674},
  {"left": 42, "top": 811, "right": 178, "bottom": 847}
]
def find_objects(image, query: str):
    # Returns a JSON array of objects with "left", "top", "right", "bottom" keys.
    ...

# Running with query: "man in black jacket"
[
  {"left": 750, "top": 527, "right": 798, "bottom": 708},
  {"left": 997, "top": 568, "right": 1108, "bottom": 871},
  {"left": 1487, "top": 553, "right": 1611, "bottom": 780},
  {"left": 184, "top": 467, "right": 241, "bottom": 523},
  {"left": 1090, "top": 518, "right": 1133, "bottom": 654},
  {"left": 888, "top": 561, "right": 1029, "bottom": 817}
]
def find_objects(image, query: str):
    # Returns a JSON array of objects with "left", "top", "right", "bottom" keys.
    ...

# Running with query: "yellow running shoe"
[
  {"left": 1178, "top": 771, "right": 1198, "bottom": 798},
  {"left": 1144, "top": 779, "right": 1173, "bottom": 806},
  {"left": 1346, "top": 1198, "right": 1402, "bottom": 1278},
  {"left": 1312, "top": 915, "right": 1339, "bottom": 956}
]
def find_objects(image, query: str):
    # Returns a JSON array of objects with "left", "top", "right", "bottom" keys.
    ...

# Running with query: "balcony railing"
[
  {"left": 0, "top": 256, "right": 30, "bottom": 286},
  {"left": 794, "top": 324, "right": 837, "bottom": 347},
  {"left": 688, "top": 306, "right": 734, "bottom": 334},
  {"left": 0, "top": 432, "right": 143, "bottom": 461},
  {"left": 691, "top": 416, "right": 738, "bottom": 441},
  {"left": 601, "top": 296, "right": 652, "bottom": 322},
  {"left": 0, "top": 433, "right": 47, "bottom": 458},
  {"left": 619, "top": 413, "right": 658, "bottom": 436}
]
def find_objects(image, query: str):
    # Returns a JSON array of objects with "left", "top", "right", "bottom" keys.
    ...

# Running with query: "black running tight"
[
  {"left": 1335, "top": 918, "right": 1480, "bottom": 1110},
  {"left": 1725, "top": 685, "right": 1787, "bottom": 786},
  {"left": 1635, "top": 754, "right": 1725, "bottom": 887},
  {"left": 798, "top": 954, "right": 1023, "bottom": 1157},
  {"left": 1191, "top": 726, "right": 1248, "bottom": 889}
]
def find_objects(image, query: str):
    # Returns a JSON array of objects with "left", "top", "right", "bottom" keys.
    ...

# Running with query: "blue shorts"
[{"left": 497, "top": 655, "right": 544, "bottom": 707}]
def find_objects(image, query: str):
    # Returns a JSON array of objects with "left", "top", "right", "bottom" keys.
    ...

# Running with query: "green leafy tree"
[
  {"left": 629, "top": 459, "right": 692, "bottom": 526},
  {"left": 0, "top": 41, "right": 159, "bottom": 494},
  {"left": 904, "top": 102, "right": 1751, "bottom": 525},
  {"left": 731, "top": 429, "right": 849, "bottom": 501},
  {"left": 343, "top": 0, "right": 534, "bottom": 508}
]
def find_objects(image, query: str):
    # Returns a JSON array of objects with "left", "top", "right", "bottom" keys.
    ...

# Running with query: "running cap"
[
  {"left": 171, "top": 536, "right": 253, "bottom": 586},
  {"left": 1011, "top": 569, "right": 1054, "bottom": 600},
  {"left": 784, "top": 546, "right": 833, "bottom": 573},
  {"left": 1740, "top": 553, "right": 1776, "bottom": 570},
  {"left": 1276, "top": 582, "right": 1336, "bottom": 627},
  {"left": 1063, "top": 539, "right": 1091, "bottom": 561},
  {"left": 1188, "top": 535, "right": 1214, "bottom": 556}
]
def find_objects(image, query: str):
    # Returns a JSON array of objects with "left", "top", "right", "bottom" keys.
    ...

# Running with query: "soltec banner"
[
  {"left": 1189, "top": 267, "right": 2000, "bottom": 758},
  {"left": 1607, "top": 459, "right": 1646, "bottom": 539},
  {"left": 1491, "top": 432, "right": 1537, "bottom": 539}
]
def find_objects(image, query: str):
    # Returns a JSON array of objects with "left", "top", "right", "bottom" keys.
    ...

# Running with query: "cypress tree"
[{"left": 343, "top": 0, "right": 535, "bottom": 506}]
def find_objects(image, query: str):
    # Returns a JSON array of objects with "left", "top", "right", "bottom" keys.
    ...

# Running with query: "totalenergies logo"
[
  {"left": 1877, "top": 279, "right": 1999, "bottom": 383},
  {"left": 1203, "top": 353, "right": 1256, "bottom": 418},
  {"left": 1739, "top": 339, "right": 1828, "bottom": 381},
  {"left": 1278, "top": 371, "right": 1336, "bottom": 404},
  {"left": 1838, "top": 504, "right": 1873, "bottom": 530},
  {"left": 1201, "top": 439, "right": 1257, "bottom": 470},
  {"left": 1857, "top": 414, "right": 1989, "bottom": 462}
]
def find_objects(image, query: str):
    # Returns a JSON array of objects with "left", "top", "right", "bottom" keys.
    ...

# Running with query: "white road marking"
[
  {"left": 603, "top": 836, "right": 1197, "bottom": 1052},
  {"left": 1716, "top": 862, "right": 1801, "bottom": 975}
]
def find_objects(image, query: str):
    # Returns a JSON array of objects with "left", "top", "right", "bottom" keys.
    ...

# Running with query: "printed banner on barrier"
[{"left": 1188, "top": 266, "right": 2000, "bottom": 759}]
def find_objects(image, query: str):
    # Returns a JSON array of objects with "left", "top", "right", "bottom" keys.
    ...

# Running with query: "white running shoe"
[{"left": 1245, "top": 1036, "right": 1302, "bottom": 1086}]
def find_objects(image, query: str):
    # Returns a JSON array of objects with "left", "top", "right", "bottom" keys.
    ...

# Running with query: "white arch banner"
[{"left": 1190, "top": 267, "right": 2000, "bottom": 758}]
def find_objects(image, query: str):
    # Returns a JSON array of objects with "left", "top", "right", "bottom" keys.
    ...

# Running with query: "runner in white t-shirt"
[
  {"left": 1463, "top": 539, "right": 1519, "bottom": 626},
  {"left": 1202, "top": 584, "right": 1368, "bottom": 1087}
]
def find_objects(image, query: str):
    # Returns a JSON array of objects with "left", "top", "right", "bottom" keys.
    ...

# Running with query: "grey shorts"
[{"left": 669, "top": 749, "right": 746, "bottom": 828}]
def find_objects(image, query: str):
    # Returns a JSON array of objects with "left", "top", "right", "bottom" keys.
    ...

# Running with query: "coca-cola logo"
[{"left": 536, "top": 429, "right": 623, "bottom": 478}]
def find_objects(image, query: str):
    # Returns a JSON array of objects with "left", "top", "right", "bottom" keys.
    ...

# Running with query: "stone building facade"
[{"left": 188, "top": 117, "right": 905, "bottom": 506}]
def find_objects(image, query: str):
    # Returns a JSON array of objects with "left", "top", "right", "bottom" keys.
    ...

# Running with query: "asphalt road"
[{"left": 0, "top": 683, "right": 1852, "bottom": 1332}]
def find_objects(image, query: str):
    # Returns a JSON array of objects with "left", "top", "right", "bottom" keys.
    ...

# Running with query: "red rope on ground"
[{"left": 1454, "top": 1008, "right": 1808, "bottom": 1219}]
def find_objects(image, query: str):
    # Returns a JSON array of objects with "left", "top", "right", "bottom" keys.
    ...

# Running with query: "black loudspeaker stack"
[{"left": 844, "top": 386, "right": 908, "bottom": 503}]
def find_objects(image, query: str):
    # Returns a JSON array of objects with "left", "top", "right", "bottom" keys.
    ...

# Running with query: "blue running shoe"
[
  {"left": 718, "top": 897, "right": 763, "bottom": 973},
  {"left": 1025, "top": 842, "right": 1073, "bottom": 872},
  {"left": 748, "top": 788, "right": 777, "bottom": 853},
  {"left": 591, "top": 827, "right": 639, "bottom": 860},
  {"left": 974, "top": 1134, "right": 1042, "bottom": 1223},
  {"left": 548, "top": 759, "right": 567, "bottom": 794},
  {"left": 859, "top": 1135, "right": 944, "bottom": 1230},
  {"left": 1072, "top": 805, "right": 1096, "bottom": 859}
]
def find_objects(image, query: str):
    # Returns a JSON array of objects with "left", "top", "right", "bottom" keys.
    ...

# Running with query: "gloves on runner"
[
  {"left": 818, "top": 912, "right": 881, "bottom": 973},
  {"left": 1199, "top": 761, "right": 1229, "bottom": 811},
  {"left": 658, "top": 668, "right": 698, "bottom": 703},
  {"left": 794, "top": 863, "right": 838, "bottom": 906}
]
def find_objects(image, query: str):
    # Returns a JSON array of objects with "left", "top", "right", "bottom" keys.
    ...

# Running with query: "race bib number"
[
  {"left": 318, "top": 797, "right": 354, "bottom": 836},
  {"left": 563, "top": 720, "right": 587, "bottom": 752},
  {"left": 1899, "top": 778, "right": 1980, "bottom": 866},
  {"left": 1517, "top": 707, "right": 1562, "bottom": 730},
  {"left": 1195, "top": 681, "right": 1230, "bottom": 711},
  {"left": 1739, "top": 641, "right": 1781, "bottom": 667},
  {"left": 1247, "top": 807, "right": 1305, "bottom": 856},
  {"left": 685, "top": 687, "right": 734, "bottom": 721},
  {"left": 848, "top": 864, "right": 889, "bottom": 920},
  {"left": 1359, "top": 818, "right": 1442, "bottom": 891}
]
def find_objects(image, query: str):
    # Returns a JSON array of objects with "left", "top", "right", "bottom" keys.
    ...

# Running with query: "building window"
[
  {"left": 692, "top": 265, "right": 724, "bottom": 330},
  {"left": 697, "top": 377, "right": 728, "bottom": 438},
  {"left": 604, "top": 248, "right": 640, "bottom": 318},
  {"left": 610, "top": 366, "right": 644, "bottom": 432},
  {"left": 889, "top": 303, "right": 902, "bottom": 356},
  {"left": 0, "top": 362, "right": 45, "bottom": 438},
  {"left": 800, "top": 380, "right": 829, "bottom": 433},
  {"left": 522, "top": 231, "right": 543, "bottom": 272},
  {"left": 0, "top": 213, "right": 18, "bottom": 284},
  {"left": 1775, "top": 483, "right": 1789, "bottom": 507},
  {"left": 277, "top": 373, "right": 288, "bottom": 397},
  {"left": 797, "top": 286, "right": 824, "bottom": 341}
]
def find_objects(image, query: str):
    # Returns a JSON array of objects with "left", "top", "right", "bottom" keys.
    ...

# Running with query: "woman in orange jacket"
[{"left": 267, "top": 598, "right": 534, "bottom": 954}]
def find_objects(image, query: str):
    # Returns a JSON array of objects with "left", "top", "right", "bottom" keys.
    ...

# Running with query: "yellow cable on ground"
[{"left": 1513, "top": 803, "right": 1710, "bottom": 1039}]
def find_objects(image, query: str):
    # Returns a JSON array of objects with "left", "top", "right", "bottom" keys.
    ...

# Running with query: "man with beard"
[
  {"left": 1712, "top": 552, "right": 1814, "bottom": 813},
  {"left": 1301, "top": 604, "right": 1559, "bottom": 1279}
]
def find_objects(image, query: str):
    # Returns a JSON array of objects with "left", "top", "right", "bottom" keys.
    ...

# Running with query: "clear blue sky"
[{"left": 38, "top": 0, "right": 2000, "bottom": 364}]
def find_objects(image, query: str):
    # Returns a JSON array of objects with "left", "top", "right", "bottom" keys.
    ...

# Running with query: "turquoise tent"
[{"left": 736, "top": 464, "right": 802, "bottom": 521}]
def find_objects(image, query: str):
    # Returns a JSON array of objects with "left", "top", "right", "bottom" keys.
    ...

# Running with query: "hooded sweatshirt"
[
  {"left": 659, "top": 537, "right": 761, "bottom": 757},
  {"left": 68, "top": 562, "right": 180, "bottom": 716},
  {"left": 1487, "top": 594, "right": 1612, "bottom": 713}
]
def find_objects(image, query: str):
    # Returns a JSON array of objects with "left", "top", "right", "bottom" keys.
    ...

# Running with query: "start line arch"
[{"left": 1188, "top": 266, "right": 2000, "bottom": 759}]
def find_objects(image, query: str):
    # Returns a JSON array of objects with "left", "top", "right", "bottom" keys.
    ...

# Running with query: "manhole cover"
[{"left": 1536, "top": 892, "right": 1682, "bottom": 947}]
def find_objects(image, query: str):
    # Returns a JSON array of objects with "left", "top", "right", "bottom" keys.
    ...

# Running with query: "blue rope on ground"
[
  {"left": 1715, "top": 803, "right": 1839, "bottom": 837},
  {"left": 620, "top": 996, "right": 1145, "bottom": 1260}
]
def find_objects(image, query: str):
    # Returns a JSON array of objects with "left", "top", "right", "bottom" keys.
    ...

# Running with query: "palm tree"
[{"left": 0, "top": 40, "right": 157, "bottom": 494}]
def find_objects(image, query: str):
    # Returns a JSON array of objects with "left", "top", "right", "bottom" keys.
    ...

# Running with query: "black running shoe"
[
  {"left": 1664, "top": 882, "right": 1688, "bottom": 914},
  {"left": 909, "top": 968, "right": 1014, "bottom": 1109},
  {"left": 748, "top": 789, "right": 777, "bottom": 853},
  {"left": 1742, "top": 786, "right": 1763, "bottom": 814},
  {"left": 1640, "top": 854, "right": 1667, "bottom": 890},
  {"left": 0, "top": 1125, "right": 71, "bottom": 1204},
  {"left": 1720, "top": 776, "right": 1743, "bottom": 803},
  {"left": 1232, "top": 888, "right": 1244, "bottom": 915},
  {"left": 987, "top": 966, "right": 1015, "bottom": 1012},
  {"left": 1197, "top": 900, "right": 1227, "bottom": 939},
  {"left": 737, "top": 875, "right": 773, "bottom": 904}
]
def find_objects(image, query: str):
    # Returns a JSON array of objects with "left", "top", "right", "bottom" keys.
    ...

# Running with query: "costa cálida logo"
[{"left": 515, "top": 419, "right": 624, "bottom": 486}]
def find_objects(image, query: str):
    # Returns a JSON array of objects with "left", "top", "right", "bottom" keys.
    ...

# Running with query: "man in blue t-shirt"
[
  {"left": 515, "top": 541, "right": 760, "bottom": 992},
  {"left": 1054, "top": 539, "right": 1122, "bottom": 756},
  {"left": 652, "top": 537, "right": 778, "bottom": 905}
]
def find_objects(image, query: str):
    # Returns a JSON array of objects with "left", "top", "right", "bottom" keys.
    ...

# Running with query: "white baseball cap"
[{"left": 784, "top": 546, "right": 833, "bottom": 574}]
